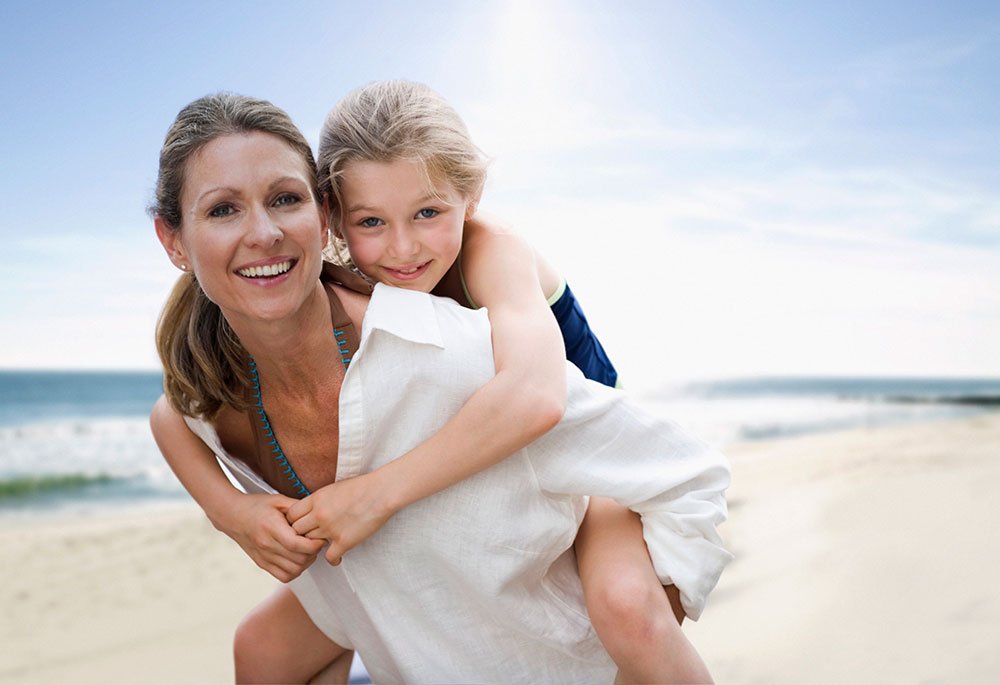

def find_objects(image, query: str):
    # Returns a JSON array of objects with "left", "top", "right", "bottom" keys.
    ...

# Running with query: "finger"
[
  {"left": 263, "top": 550, "right": 312, "bottom": 579},
  {"left": 271, "top": 494, "right": 299, "bottom": 514},
  {"left": 272, "top": 518, "right": 323, "bottom": 548},
  {"left": 291, "top": 512, "right": 317, "bottom": 536},
  {"left": 271, "top": 538, "right": 324, "bottom": 565},
  {"left": 276, "top": 529, "right": 326, "bottom": 556},
  {"left": 257, "top": 559, "right": 294, "bottom": 583},
  {"left": 286, "top": 496, "right": 312, "bottom": 523},
  {"left": 325, "top": 546, "right": 343, "bottom": 566}
]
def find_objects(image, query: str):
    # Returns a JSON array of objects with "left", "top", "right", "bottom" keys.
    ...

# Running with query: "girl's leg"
[
  {"left": 234, "top": 585, "right": 350, "bottom": 684},
  {"left": 575, "top": 496, "right": 713, "bottom": 684}
]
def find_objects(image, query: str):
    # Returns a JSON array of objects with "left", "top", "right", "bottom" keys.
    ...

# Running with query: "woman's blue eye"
[
  {"left": 209, "top": 204, "right": 235, "bottom": 218},
  {"left": 274, "top": 193, "right": 301, "bottom": 207},
  {"left": 360, "top": 217, "right": 383, "bottom": 228},
  {"left": 417, "top": 208, "right": 439, "bottom": 219}
]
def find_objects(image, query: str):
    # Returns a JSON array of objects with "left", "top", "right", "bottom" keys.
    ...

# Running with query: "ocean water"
[
  {"left": 636, "top": 376, "right": 1000, "bottom": 448},
  {"left": 0, "top": 370, "right": 186, "bottom": 518},
  {"left": 1, "top": 371, "right": 998, "bottom": 517}
]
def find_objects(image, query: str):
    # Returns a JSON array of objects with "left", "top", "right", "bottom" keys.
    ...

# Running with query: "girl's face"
[
  {"left": 337, "top": 159, "right": 473, "bottom": 293},
  {"left": 155, "top": 132, "right": 328, "bottom": 326}
]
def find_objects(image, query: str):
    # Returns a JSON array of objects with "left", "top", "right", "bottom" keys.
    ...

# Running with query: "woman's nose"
[{"left": 245, "top": 206, "right": 283, "bottom": 248}]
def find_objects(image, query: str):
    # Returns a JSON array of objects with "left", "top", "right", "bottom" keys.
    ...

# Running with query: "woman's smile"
[{"left": 236, "top": 257, "right": 298, "bottom": 280}]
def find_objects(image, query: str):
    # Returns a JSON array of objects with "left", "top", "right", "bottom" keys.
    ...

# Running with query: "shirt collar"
[{"left": 361, "top": 282, "right": 446, "bottom": 349}]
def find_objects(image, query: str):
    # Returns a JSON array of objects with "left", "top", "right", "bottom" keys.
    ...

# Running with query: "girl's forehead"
[{"left": 342, "top": 158, "right": 458, "bottom": 198}]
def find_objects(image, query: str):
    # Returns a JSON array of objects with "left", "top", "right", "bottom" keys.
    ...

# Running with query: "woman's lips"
[
  {"left": 237, "top": 259, "right": 294, "bottom": 278},
  {"left": 234, "top": 258, "right": 298, "bottom": 284}
]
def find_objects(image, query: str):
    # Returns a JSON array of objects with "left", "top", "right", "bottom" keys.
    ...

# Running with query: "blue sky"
[{"left": 1, "top": 0, "right": 997, "bottom": 384}]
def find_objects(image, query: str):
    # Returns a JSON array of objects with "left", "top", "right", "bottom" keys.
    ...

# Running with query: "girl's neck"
[{"left": 433, "top": 256, "right": 467, "bottom": 305}]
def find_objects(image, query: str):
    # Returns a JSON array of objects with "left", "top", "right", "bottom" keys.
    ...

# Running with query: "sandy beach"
[{"left": 2, "top": 413, "right": 998, "bottom": 684}]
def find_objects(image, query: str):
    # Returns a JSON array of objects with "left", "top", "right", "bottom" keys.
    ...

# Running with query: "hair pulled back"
[
  {"left": 317, "top": 80, "right": 489, "bottom": 256},
  {"left": 151, "top": 93, "right": 318, "bottom": 419}
]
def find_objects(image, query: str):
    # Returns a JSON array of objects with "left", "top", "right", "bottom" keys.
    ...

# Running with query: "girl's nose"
[{"left": 388, "top": 224, "right": 419, "bottom": 258}]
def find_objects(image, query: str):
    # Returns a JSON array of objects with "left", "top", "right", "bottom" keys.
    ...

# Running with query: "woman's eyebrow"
[
  {"left": 194, "top": 186, "right": 236, "bottom": 205},
  {"left": 268, "top": 175, "right": 310, "bottom": 191}
]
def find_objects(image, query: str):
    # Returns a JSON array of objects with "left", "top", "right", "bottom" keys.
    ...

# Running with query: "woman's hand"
[
  {"left": 286, "top": 471, "right": 399, "bottom": 565},
  {"left": 213, "top": 492, "right": 326, "bottom": 582}
]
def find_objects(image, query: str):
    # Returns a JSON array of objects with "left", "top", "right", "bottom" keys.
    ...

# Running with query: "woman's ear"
[{"left": 154, "top": 217, "right": 189, "bottom": 271}]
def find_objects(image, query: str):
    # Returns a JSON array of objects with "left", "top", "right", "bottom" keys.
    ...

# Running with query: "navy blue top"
[{"left": 549, "top": 282, "right": 618, "bottom": 388}]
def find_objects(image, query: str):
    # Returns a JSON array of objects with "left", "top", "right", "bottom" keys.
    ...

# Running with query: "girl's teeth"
[{"left": 239, "top": 261, "right": 292, "bottom": 278}]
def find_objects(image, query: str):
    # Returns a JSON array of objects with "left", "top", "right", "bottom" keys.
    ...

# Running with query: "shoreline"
[{"left": 2, "top": 413, "right": 999, "bottom": 683}]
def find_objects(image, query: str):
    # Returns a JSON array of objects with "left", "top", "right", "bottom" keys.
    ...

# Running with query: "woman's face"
[
  {"left": 157, "top": 132, "right": 327, "bottom": 326},
  {"left": 337, "top": 159, "right": 471, "bottom": 293}
]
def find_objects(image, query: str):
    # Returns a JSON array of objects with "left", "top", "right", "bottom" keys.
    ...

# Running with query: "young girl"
[
  {"left": 155, "top": 83, "right": 721, "bottom": 683},
  {"left": 292, "top": 80, "right": 713, "bottom": 682}
]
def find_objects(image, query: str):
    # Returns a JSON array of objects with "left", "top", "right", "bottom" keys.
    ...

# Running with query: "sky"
[{"left": 1, "top": 0, "right": 997, "bottom": 387}]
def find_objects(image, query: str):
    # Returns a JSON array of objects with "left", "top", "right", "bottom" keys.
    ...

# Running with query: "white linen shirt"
[{"left": 185, "top": 283, "right": 732, "bottom": 684}]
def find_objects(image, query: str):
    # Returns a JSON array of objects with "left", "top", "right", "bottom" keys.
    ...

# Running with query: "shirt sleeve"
[{"left": 526, "top": 367, "right": 734, "bottom": 621}]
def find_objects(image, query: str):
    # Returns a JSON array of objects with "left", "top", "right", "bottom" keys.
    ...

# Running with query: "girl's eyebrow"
[{"left": 347, "top": 195, "right": 439, "bottom": 213}]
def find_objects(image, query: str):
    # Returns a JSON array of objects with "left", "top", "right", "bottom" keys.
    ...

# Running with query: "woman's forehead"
[{"left": 182, "top": 133, "right": 313, "bottom": 202}]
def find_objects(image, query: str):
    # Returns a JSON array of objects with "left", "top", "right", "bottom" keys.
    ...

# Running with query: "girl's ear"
[
  {"left": 322, "top": 195, "right": 344, "bottom": 239},
  {"left": 465, "top": 190, "right": 482, "bottom": 221},
  {"left": 154, "top": 217, "right": 189, "bottom": 271}
]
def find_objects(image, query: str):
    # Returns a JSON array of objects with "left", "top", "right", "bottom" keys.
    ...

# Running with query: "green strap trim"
[
  {"left": 546, "top": 278, "right": 567, "bottom": 307},
  {"left": 457, "top": 250, "right": 480, "bottom": 309}
]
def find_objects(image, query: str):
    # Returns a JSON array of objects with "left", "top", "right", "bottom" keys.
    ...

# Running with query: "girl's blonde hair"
[
  {"left": 317, "top": 80, "right": 488, "bottom": 259},
  {"left": 150, "top": 93, "right": 319, "bottom": 419}
]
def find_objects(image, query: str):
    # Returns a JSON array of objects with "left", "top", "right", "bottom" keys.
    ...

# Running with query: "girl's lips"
[{"left": 384, "top": 261, "right": 431, "bottom": 281}]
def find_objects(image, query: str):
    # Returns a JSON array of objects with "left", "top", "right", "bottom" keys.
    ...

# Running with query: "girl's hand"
[
  {"left": 286, "top": 471, "right": 398, "bottom": 565},
  {"left": 214, "top": 492, "right": 326, "bottom": 582}
]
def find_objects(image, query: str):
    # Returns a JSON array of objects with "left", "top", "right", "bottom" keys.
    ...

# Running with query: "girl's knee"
[
  {"left": 233, "top": 609, "right": 273, "bottom": 680},
  {"left": 587, "top": 565, "right": 669, "bottom": 634}
]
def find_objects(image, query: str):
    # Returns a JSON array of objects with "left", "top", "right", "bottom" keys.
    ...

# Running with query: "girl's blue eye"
[
  {"left": 209, "top": 204, "right": 235, "bottom": 218},
  {"left": 417, "top": 208, "right": 439, "bottom": 219},
  {"left": 360, "top": 217, "right": 383, "bottom": 228}
]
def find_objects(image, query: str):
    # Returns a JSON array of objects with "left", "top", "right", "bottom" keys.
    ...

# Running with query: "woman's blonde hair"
[
  {"left": 150, "top": 93, "right": 319, "bottom": 419},
  {"left": 317, "top": 80, "right": 489, "bottom": 260}
]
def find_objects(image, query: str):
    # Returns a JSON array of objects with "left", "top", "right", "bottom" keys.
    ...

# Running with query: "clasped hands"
[{"left": 222, "top": 471, "right": 396, "bottom": 583}]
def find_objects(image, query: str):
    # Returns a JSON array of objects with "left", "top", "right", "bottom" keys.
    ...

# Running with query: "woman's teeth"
[{"left": 238, "top": 261, "right": 292, "bottom": 278}]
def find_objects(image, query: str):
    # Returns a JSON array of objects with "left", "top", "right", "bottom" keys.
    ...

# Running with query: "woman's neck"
[{"left": 226, "top": 281, "right": 338, "bottom": 399}]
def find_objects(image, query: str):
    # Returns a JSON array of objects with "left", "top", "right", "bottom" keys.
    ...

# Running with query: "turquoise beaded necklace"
[{"left": 248, "top": 328, "right": 352, "bottom": 497}]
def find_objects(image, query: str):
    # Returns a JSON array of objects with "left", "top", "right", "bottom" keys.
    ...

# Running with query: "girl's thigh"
[
  {"left": 575, "top": 495, "right": 684, "bottom": 625},
  {"left": 235, "top": 585, "right": 349, "bottom": 683}
]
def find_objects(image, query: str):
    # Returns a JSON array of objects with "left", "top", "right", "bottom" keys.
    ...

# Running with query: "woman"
[{"left": 150, "top": 92, "right": 731, "bottom": 683}]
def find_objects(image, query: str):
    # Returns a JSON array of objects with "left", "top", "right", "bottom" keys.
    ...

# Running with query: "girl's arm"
[
  {"left": 288, "top": 224, "right": 567, "bottom": 563},
  {"left": 150, "top": 395, "right": 324, "bottom": 581}
]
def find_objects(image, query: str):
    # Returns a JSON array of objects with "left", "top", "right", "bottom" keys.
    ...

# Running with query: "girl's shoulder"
[
  {"left": 461, "top": 217, "right": 562, "bottom": 304},
  {"left": 461, "top": 216, "right": 531, "bottom": 269}
]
